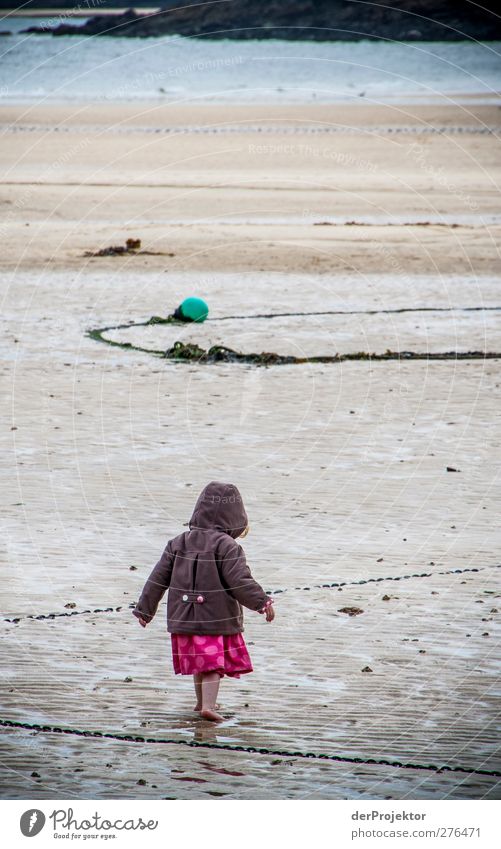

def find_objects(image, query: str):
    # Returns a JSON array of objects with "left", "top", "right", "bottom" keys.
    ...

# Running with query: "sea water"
[{"left": 1, "top": 17, "right": 500, "bottom": 104}]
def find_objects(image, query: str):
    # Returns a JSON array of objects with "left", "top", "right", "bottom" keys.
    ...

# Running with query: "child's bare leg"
[
  {"left": 193, "top": 673, "right": 203, "bottom": 711},
  {"left": 193, "top": 672, "right": 220, "bottom": 712},
  {"left": 200, "top": 671, "right": 224, "bottom": 722}
]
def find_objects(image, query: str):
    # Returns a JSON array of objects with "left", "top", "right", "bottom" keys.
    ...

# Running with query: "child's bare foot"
[
  {"left": 200, "top": 708, "right": 225, "bottom": 722},
  {"left": 194, "top": 703, "right": 219, "bottom": 712}
]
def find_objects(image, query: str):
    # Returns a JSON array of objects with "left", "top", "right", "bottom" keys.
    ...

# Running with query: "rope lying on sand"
[
  {"left": 3, "top": 606, "right": 125, "bottom": 624},
  {"left": 1, "top": 718, "right": 499, "bottom": 778},
  {"left": 88, "top": 306, "right": 501, "bottom": 364},
  {"left": 3, "top": 564, "right": 498, "bottom": 623},
  {"left": 5, "top": 124, "right": 501, "bottom": 137},
  {"left": 286, "top": 564, "right": 499, "bottom": 592},
  {"left": 164, "top": 344, "right": 501, "bottom": 365},
  {"left": 210, "top": 306, "right": 501, "bottom": 320},
  {"left": 89, "top": 326, "right": 501, "bottom": 365}
]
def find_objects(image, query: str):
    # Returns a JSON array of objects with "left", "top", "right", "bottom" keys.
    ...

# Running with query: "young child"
[{"left": 133, "top": 480, "right": 275, "bottom": 722}]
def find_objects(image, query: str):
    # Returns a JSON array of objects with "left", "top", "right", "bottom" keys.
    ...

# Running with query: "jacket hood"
[{"left": 189, "top": 481, "right": 248, "bottom": 539}]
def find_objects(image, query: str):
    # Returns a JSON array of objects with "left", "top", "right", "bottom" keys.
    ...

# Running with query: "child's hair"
[{"left": 239, "top": 524, "right": 250, "bottom": 539}]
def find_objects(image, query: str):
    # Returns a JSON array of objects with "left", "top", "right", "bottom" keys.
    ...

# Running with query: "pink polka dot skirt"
[{"left": 171, "top": 632, "right": 253, "bottom": 678}]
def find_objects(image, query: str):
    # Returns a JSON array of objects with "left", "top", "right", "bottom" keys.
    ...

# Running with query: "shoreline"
[
  {"left": 2, "top": 100, "right": 499, "bottom": 123},
  {"left": 1, "top": 96, "right": 500, "bottom": 108}
]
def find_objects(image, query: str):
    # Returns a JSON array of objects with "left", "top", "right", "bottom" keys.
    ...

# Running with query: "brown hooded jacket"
[{"left": 132, "top": 481, "right": 271, "bottom": 635}]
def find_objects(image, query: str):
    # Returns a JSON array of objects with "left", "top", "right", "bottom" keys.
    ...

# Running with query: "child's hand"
[
  {"left": 137, "top": 616, "right": 148, "bottom": 628},
  {"left": 265, "top": 604, "right": 275, "bottom": 623}
]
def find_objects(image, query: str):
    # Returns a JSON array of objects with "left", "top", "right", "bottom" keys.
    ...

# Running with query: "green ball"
[{"left": 179, "top": 297, "right": 209, "bottom": 323}]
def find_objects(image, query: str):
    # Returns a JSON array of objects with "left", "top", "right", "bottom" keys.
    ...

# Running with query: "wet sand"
[{"left": 1, "top": 101, "right": 500, "bottom": 799}]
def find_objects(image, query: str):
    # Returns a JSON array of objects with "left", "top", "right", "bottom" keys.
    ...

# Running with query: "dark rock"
[
  {"left": 25, "top": 2, "right": 501, "bottom": 41},
  {"left": 338, "top": 606, "right": 364, "bottom": 616}
]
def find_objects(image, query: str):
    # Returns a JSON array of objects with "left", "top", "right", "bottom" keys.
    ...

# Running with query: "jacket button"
[
  {"left": 196, "top": 595, "right": 204, "bottom": 603},
  {"left": 182, "top": 594, "right": 188, "bottom": 602}
]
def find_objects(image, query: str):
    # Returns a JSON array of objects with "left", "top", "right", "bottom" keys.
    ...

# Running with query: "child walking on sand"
[{"left": 133, "top": 481, "right": 275, "bottom": 722}]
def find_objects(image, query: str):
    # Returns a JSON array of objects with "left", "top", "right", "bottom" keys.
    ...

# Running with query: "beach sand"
[{"left": 1, "top": 101, "right": 500, "bottom": 799}]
